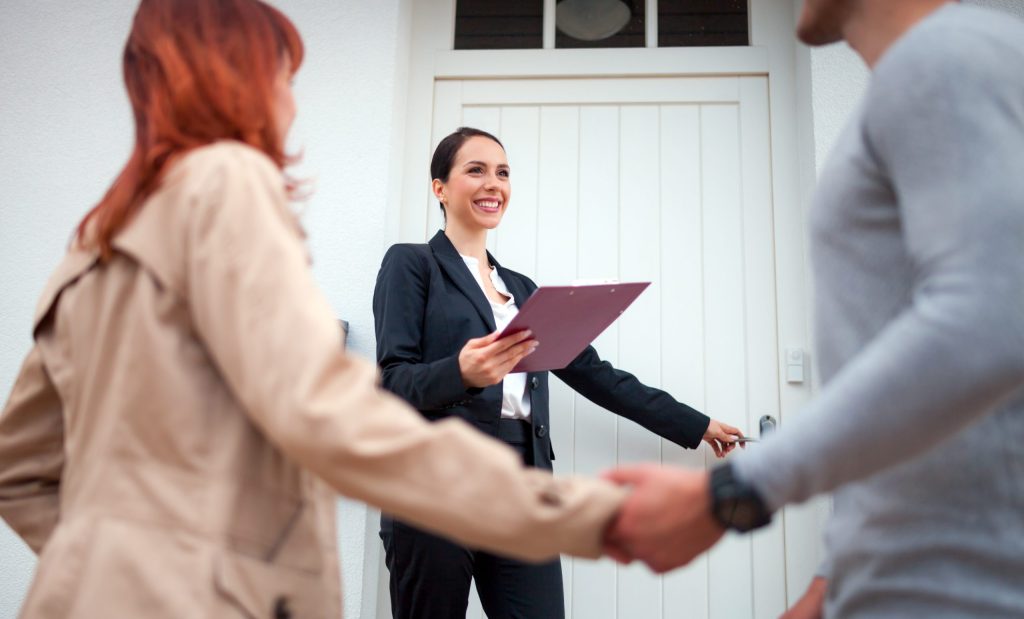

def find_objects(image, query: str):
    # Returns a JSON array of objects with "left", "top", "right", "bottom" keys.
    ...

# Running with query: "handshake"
[
  {"left": 600, "top": 464, "right": 727, "bottom": 573},
  {"left": 598, "top": 418, "right": 756, "bottom": 572}
]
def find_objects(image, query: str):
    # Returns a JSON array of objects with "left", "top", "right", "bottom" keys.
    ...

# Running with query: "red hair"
[{"left": 77, "top": 0, "right": 304, "bottom": 259}]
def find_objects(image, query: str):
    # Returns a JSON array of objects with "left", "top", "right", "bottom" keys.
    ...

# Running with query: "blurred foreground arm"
[{"left": 186, "top": 145, "right": 625, "bottom": 561}]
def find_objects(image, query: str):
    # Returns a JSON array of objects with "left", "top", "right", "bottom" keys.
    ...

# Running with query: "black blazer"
[{"left": 372, "top": 230, "right": 711, "bottom": 471}]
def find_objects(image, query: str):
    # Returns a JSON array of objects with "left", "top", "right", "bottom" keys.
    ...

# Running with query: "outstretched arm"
[
  {"left": 731, "top": 34, "right": 1024, "bottom": 511},
  {"left": 555, "top": 345, "right": 740, "bottom": 455}
]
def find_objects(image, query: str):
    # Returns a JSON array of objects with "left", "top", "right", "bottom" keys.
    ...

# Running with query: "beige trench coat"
[{"left": 0, "top": 142, "right": 624, "bottom": 618}]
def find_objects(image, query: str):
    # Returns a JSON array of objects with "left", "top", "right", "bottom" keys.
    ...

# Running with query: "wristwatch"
[{"left": 709, "top": 462, "right": 772, "bottom": 532}]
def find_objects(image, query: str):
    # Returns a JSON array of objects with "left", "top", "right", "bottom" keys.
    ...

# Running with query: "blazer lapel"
[
  {"left": 429, "top": 230, "right": 497, "bottom": 332},
  {"left": 493, "top": 261, "right": 546, "bottom": 388}
]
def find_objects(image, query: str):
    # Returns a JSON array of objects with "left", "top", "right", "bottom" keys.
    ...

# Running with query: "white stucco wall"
[
  {"left": 975, "top": 0, "right": 1024, "bottom": 15},
  {"left": 806, "top": 0, "right": 1024, "bottom": 170},
  {"left": 0, "top": 1, "right": 407, "bottom": 617},
  {"left": 807, "top": 43, "right": 869, "bottom": 170}
]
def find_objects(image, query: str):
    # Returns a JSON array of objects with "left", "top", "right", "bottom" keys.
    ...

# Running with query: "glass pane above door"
[
  {"left": 659, "top": 0, "right": 749, "bottom": 46},
  {"left": 453, "top": 0, "right": 749, "bottom": 50},
  {"left": 555, "top": 0, "right": 645, "bottom": 49},
  {"left": 454, "top": 0, "right": 543, "bottom": 50}
]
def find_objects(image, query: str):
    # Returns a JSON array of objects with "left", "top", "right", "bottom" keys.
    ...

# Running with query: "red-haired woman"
[{"left": 0, "top": 1, "right": 625, "bottom": 616}]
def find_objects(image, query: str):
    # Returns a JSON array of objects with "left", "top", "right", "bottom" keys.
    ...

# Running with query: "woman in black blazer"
[{"left": 373, "top": 127, "right": 741, "bottom": 619}]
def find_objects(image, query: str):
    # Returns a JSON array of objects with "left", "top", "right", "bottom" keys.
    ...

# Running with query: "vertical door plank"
[
  {"left": 739, "top": 76, "right": 787, "bottom": 619},
  {"left": 495, "top": 106, "right": 541, "bottom": 274},
  {"left": 536, "top": 105, "right": 582, "bottom": 617},
  {"left": 537, "top": 105, "right": 582, "bottom": 478},
  {"left": 571, "top": 105, "right": 619, "bottom": 619},
  {"left": 700, "top": 102, "right": 754, "bottom": 619},
  {"left": 660, "top": 103, "right": 711, "bottom": 619},
  {"left": 535, "top": 106, "right": 580, "bottom": 286},
  {"left": 577, "top": 106, "right": 620, "bottom": 282},
  {"left": 617, "top": 104, "right": 664, "bottom": 619},
  {"left": 461, "top": 106, "right": 501, "bottom": 136}
]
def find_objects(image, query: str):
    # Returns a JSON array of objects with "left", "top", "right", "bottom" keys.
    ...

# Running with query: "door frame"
[{"left": 375, "top": 0, "right": 825, "bottom": 615}]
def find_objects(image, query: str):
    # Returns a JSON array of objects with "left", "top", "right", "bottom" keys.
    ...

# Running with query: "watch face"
[
  {"left": 732, "top": 502, "right": 756, "bottom": 529},
  {"left": 714, "top": 497, "right": 739, "bottom": 528},
  {"left": 716, "top": 497, "right": 758, "bottom": 531},
  {"left": 711, "top": 465, "right": 771, "bottom": 532}
]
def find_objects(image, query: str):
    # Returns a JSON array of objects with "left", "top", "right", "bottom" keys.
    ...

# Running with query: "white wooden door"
[{"left": 429, "top": 76, "right": 784, "bottom": 619}]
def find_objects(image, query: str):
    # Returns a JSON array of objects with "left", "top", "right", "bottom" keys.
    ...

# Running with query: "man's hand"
[
  {"left": 602, "top": 465, "right": 725, "bottom": 573},
  {"left": 704, "top": 419, "right": 742, "bottom": 458}
]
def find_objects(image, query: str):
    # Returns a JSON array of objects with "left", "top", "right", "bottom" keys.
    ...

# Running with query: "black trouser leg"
[
  {"left": 476, "top": 419, "right": 564, "bottom": 617},
  {"left": 381, "top": 515, "right": 474, "bottom": 619},
  {"left": 382, "top": 419, "right": 564, "bottom": 619},
  {"left": 474, "top": 551, "right": 565, "bottom": 619},
  {"left": 383, "top": 518, "right": 566, "bottom": 619}
]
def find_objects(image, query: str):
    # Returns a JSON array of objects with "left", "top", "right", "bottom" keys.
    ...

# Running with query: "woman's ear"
[{"left": 431, "top": 178, "right": 446, "bottom": 203}]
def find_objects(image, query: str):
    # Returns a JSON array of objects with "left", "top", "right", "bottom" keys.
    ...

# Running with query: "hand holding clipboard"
[{"left": 499, "top": 282, "right": 650, "bottom": 373}]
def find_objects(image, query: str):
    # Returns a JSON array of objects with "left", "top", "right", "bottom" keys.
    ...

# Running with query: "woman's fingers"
[
  {"left": 467, "top": 333, "right": 538, "bottom": 384},
  {"left": 709, "top": 421, "right": 741, "bottom": 445},
  {"left": 487, "top": 331, "right": 535, "bottom": 363},
  {"left": 496, "top": 338, "right": 538, "bottom": 370},
  {"left": 464, "top": 330, "right": 503, "bottom": 350},
  {"left": 719, "top": 421, "right": 741, "bottom": 437},
  {"left": 705, "top": 437, "right": 723, "bottom": 458},
  {"left": 459, "top": 330, "right": 539, "bottom": 386},
  {"left": 485, "top": 329, "right": 533, "bottom": 355}
]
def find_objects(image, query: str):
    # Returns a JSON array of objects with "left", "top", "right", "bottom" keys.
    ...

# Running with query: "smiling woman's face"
[{"left": 435, "top": 136, "right": 511, "bottom": 232}]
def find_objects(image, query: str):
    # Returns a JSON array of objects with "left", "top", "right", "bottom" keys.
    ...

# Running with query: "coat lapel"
[{"left": 429, "top": 231, "right": 497, "bottom": 332}]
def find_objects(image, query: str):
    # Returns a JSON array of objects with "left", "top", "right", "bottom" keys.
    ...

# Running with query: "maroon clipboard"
[{"left": 500, "top": 282, "right": 650, "bottom": 373}]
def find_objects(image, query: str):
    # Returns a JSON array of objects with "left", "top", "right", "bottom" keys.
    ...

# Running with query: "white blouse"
[{"left": 460, "top": 254, "right": 532, "bottom": 421}]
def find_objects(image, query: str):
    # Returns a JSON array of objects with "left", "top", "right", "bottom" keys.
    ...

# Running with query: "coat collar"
[
  {"left": 429, "top": 230, "right": 497, "bottom": 332},
  {"left": 33, "top": 247, "right": 100, "bottom": 336}
]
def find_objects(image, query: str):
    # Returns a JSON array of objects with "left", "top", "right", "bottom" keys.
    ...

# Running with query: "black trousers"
[{"left": 381, "top": 419, "right": 565, "bottom": 619}]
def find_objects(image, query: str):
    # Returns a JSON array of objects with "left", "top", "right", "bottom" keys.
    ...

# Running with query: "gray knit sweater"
[{"left": 733, "top": 5, "right": 1024, "bottom": 617}]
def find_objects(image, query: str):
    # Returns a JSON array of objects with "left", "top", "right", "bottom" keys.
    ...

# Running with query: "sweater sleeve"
[{"left": 733, "top": 25, "right": 1024, "bottom": 510}]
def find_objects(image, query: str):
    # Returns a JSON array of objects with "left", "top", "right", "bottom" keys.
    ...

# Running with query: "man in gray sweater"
[{"left": 604, "top": 1, "right": 1024, "bottom": 617}]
